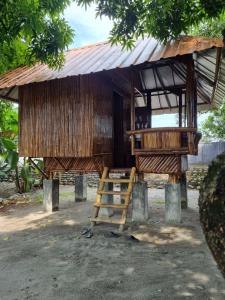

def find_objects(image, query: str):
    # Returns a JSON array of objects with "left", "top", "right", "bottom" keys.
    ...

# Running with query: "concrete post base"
[
  {"left": 99, "top": 182, "right": 114, "bottom": 217},
  {"left": 43, "top": 179, "right": 59, "bottom": 212},
  {"left": 132, "top": 181, "right": 149, "bottom": 222},
  {"left": 180, "top": 173, "right": 188, "bottom": 209},
  {"left": 75, "top": 174, "right": 87, "bottom": 202},
  {"left": 165, "top": 183, "right": 181, "bottom": 223}
]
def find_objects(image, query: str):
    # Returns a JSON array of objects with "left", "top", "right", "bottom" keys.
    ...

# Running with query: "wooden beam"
[
  {"left": 0, "top": 94, "right": 18, "bottom": 103},
  {"left": 147, "top": 92, "right": 152, "bottom": 128},
  {"left": 137, "top": 84, "right": 186, "bottom": 94},
  {"left": 28, "top": 158, "right": 48, "bottom": 179},
  {"left": 130, "top": 71, "right": 135, "bottom": 155},
  {"left": 127, "top": 127, "right": 197, "bottom": 135},
  {"left": 185, "top": 55, "right": 196, "bottom": 128},
  {"left": 154, "top": 67, "right": 172, "bottom": 108},
  {"left": 139, "top": 72, "right": 147, "bottom": 105},
  {"left": 178, "top": 92, "right": 182, "bottom": 127},
  {"left": 152, "top": 67, "right": 162, "bottom": 108}
]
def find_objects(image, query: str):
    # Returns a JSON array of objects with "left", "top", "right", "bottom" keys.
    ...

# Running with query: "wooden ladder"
[{"left": 90, "top": 167, "right": 136, "bottom": 231}]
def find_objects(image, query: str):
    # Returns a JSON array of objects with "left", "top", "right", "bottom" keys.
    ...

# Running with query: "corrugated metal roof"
[{"left": 0, "top": 36, "right": 223, "bottom": 90}]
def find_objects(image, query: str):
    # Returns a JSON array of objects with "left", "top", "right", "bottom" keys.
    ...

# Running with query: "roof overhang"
[{"left": 0, "top": 36, "right": 224, "bottom": 112}]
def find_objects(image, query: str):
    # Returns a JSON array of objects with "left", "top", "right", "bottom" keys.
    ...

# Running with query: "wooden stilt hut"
[{"left": 0, "top": 36, "right": 224, "bottom": 225}]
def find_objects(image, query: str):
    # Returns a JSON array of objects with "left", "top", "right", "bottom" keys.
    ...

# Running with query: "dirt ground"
[{"left": 0, "top": 185, "right": 225, "bottom": 300}]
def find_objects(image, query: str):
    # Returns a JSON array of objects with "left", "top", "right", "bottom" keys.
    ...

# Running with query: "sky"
[
  {"left": 64, "top": 3, "right": 113, "bottom": 48},
  {"left": 63, "top": 3, "right": 208, "bottom": 128}
]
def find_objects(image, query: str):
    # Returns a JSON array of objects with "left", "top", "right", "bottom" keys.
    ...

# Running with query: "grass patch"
[
  {"left": 60, "top": 191, "right": 74, "bottom": 199},
  {"left": 154, "top": 199, "right": 165, "bottom": 205},
  {"left": 34, "top": 194, "right": 43, "bottom": 204}
]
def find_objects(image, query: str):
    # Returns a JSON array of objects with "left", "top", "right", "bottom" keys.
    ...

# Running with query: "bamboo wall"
[
  {"left": 123, "top": 95, "right": 132, "bottom": 165},
  {"left": 92, "top": 77, "right": 113, "bottom": 155},
  {"left": 19, "top": 74, "right": 114, "bottom": 158}
]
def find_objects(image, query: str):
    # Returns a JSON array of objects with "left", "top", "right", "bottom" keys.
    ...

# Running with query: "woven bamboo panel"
[
  {"left": 137, "top": 155, "right": 181, "bottom": 174},
  {"left": 44, "top": 155, "right": 112, "bottom": 173}
]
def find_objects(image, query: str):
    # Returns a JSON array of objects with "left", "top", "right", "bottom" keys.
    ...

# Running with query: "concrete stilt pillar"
[
  {"left": 165, "top": 182, "right": 181, "bottom": 224},
  {"left": 99, "top": 182, "right": 114, "bottom": 217},
  {"left": 180, "top": 173, "right": 188, "bottom": 209},
  {"left": 75, "top": 174, "right": 87, "bottom": 202},
  {"left": 43, "top": 179, "right": 59, "bottom": 212},
  {"left": 132, "top": 181, "right": 149, "bottom": 222}
]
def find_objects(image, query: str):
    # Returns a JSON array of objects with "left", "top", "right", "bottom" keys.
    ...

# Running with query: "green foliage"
[
  {"left": 0, "top": 0, "right": 74, "bottom": 73},
  {"left": 201, "top": 100, "right": 225, "bottom": 141},
  {"left": 0, "top": 136, "right": 43, "bottom": 193},
  {"left": 0, "top": 100, "right": 18, "bottom": 135},
  {"left": 77, "top": 0, "right": 225, "bottom": 47},
  {"left": 20, "top": 163, "right": 35, "bottom": 193},
  {"left": 190, "top": 12, "right": 225, "bottom": 39},
  {"left": 0, "top": 137, "right": 18, "bottom": 177}
]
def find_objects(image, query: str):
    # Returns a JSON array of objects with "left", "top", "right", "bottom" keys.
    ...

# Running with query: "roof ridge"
[{"left": 67, "top": 40, "right": 109, "bottom": 52}]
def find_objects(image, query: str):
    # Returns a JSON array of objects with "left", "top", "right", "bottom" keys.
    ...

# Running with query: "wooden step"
[
  {"left": 94, "top": 203, "right": 128, "bottom": 209},
  {"left": 90, "top": 217, "right": 125, "bottom": 225},
  {"left": 108, "top": 168, "right": 132, "bottom": 173},
  {"left": 91, "top": 166, "right": 136, "bottom": 231},
  {"left": 99, "top": 178, "right": 131, "bottom": 183},
  {"left": 97, "top": 191, "right": 129, "bottom": 196}
]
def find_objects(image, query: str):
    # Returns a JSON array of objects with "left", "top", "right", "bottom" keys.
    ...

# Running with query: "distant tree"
[
  {"left": 190, "top": 15, "right": 225, "bottom": 39},
  {"left": 201, "top": 100, "right": 225, "bottom": 141},
  {"left": 0, "top": 0, "right": 74, "bottom": 73},
  {"left": 77, "top": 0, "right": 225, "bottom": 47}
]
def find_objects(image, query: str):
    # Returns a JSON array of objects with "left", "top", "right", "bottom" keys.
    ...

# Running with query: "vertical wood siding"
[
  {"left": 19, "top": 72, "right": 131, "bottom": 168},
  {"left": 19, "top": 76, "right": 95, "bottom": 157},
  {"left": 92, "top": 76, "right": 113, "bottom": 156}
]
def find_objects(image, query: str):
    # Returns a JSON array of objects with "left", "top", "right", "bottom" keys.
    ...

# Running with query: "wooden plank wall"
[
  {"left": 92, "top": 76, "right": 113, "bottom": 156},
  {"left": 19, "top": 72, "right": 131, "bottom": 168},
  {"left": 142, "top": 132, "right": 181, "bottom": 149},
  {"left": 123, "top": 95, "right": 132, "bottom": 166},
  {"left": 19, "top": 75, "right": 95, "bottom": 157}
]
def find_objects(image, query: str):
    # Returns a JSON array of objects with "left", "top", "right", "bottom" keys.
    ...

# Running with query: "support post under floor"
[
  {"left": 180, "top": 173, "right": 188, "bottom": 209},
  {"left": 75, "top": 174, "right": 87, "bottom": 202},
  {"left": 132, "top": 181, "right": 149, "bottom": 222},
  {"left": 165, "top": 181, "right": 181, "bottom": 224},
  {"left": 43, "top": 179, "right": 59, "bottom": 212}
]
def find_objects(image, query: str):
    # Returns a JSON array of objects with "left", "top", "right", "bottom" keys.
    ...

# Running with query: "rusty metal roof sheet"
[{"left": 0, "top": 36, "right": 223, "bottom": 90}]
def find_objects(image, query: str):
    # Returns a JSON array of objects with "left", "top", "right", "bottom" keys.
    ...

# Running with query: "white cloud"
[{"left": 64, "top": 3, "right": 113, "bottom": 48}]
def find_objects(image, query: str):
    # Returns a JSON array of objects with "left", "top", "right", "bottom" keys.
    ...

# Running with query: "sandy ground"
[{"left": 0, "top": 186, "right": 225, "bottom": 300}]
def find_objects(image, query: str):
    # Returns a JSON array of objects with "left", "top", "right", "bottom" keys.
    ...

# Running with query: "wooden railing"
[{"left": 127, "top": 127, "right": 201, "bottom": 156}]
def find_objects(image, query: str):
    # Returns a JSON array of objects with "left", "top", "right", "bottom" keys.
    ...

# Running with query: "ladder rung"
[
  {"left": 109, "top": 168, "right": 132, "bottom": 173},
  {"left": 90, "top": 217, "right": 125, "bottom": 225},
  {"left": 100, "top": 178, "right": 131, "bottom": 183},
  {"left": 94, "top": 204, "right": 128, "bottom": 209},
  {"left": 97, "top": 191, "right": 129, "bottom": 196}
]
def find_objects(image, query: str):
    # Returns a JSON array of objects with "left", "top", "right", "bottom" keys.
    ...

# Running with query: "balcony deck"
[{"left": 127, "top": 127, "right": 201, "bottom": 175}]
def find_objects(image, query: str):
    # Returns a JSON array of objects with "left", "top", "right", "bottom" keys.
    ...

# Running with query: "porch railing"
[{"left": 127, "top": 127, "right": 201, "bottom": 156}]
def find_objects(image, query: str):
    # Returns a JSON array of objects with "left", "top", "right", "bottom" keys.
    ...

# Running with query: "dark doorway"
[{"left": 113, "top": 92, "right": 125, "bottom": 168}]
